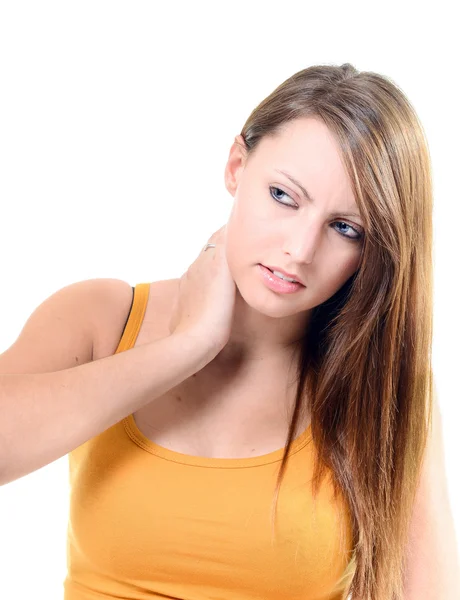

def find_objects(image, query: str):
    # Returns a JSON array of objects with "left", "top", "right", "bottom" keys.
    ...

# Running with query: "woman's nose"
[{"left": 282, "top": 221, "right": 322, "bottom": 264}]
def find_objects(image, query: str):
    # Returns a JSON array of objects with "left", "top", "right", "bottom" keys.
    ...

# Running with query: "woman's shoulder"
[{"left": 0, "top": 278, "right": 134, "bottom": 376}]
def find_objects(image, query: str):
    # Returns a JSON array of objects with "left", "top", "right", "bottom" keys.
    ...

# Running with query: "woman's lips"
[
  {"left": 258, "top": 264, "right": 305, "bottom": 294},
  {"left": 262, "top": 264, "right": 304, "bottom": 285}
]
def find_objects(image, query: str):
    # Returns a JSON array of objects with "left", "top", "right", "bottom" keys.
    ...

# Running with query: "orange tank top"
[{"left": 64, "top": 283, "right": 355, "bottom": 600}]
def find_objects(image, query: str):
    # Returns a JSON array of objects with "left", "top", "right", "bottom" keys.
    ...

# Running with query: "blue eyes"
[{"left": 269, "top": 186, "right": 363, "bottom": 242}]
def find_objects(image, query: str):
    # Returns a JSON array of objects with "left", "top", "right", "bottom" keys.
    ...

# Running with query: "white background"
[{"left": 0, "top": 1, "right": 458, "bottom": 598}]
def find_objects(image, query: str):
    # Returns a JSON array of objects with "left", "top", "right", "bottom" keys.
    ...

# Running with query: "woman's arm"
[{"left": 0, "top": 280, "right": 218, "bottom": 485}]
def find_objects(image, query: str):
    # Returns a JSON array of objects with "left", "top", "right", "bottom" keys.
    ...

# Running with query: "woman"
[{"left": 0, "top": 64, "right": 456, "bottom": 599}]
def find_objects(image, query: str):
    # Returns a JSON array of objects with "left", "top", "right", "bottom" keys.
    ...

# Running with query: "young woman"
[{"left": 1, "top": 63, "right": 457, "bottom": 600}]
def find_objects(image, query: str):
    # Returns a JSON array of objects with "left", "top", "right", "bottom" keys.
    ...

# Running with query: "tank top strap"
[{"left": 115, "top": 283, "right": 150, "bottom": 354}]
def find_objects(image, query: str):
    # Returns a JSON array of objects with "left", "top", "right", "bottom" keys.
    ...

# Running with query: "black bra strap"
[{"left": 119, "top": 286, "right": 135, "bottom": 341}]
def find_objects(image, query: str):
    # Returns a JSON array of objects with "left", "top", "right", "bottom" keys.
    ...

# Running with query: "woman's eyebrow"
[{"left": 274, "top": 168, "right": 362, "bottom": 220}]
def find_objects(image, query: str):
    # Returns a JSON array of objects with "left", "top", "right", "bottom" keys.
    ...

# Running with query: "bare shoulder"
[{"left": 0, "top": 278, "right": 134, "bottom": 375}]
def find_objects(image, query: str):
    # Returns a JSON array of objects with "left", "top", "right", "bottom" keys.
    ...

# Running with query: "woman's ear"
[{"left": 224, "top": 134, "right": 248, "bottom": 197}]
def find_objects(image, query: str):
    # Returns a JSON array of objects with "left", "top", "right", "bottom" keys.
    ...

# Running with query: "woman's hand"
[{"left": 168, "top": 225, "right": 236, "bottom": 355}]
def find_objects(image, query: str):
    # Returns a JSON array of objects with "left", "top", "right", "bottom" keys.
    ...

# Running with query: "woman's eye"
[
  {"left": 269, "top": 186, "right": 363, "bottom": 242},
  {"left": 334, "top": 222, "right": 362, "bottom": 241},
  {"left": 269, "top": 186, "right": 296, "bottom": 206}
]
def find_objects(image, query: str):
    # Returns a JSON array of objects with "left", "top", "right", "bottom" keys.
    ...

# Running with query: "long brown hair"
[{"left": 239, "top": 64, "right": 434, "bottom": 600}]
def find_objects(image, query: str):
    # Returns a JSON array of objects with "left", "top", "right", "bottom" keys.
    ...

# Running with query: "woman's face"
[{"left": 224, "top": 116, "right": 364, "bottom": 320}]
